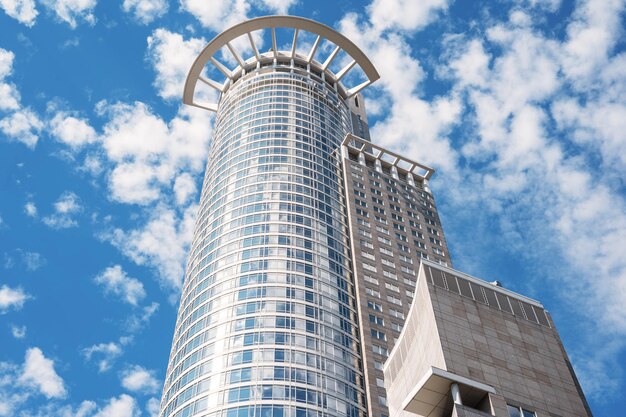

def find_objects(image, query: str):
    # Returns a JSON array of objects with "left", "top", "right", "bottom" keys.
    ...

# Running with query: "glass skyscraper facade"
[{"left": 159, "top": 16, "right": 450, "bottom": 417}]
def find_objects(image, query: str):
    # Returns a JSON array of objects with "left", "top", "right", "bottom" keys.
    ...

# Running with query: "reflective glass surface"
[{"left": 160, "top": 70, "right": 365, "bottom": 417}]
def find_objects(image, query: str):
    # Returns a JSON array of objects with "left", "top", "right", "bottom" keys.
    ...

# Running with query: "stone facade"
[{"left": 384, "top": 261, "right": 593, "bottom": 417}]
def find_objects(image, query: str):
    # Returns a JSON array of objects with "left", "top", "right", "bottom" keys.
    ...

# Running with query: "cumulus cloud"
[
  {"left": 40, "top": 0, "right": 97, "bottom": 28},
  {"left": 94, "top": 265, "right": 146, "bottom": 306},
  {"left": 18, "top": 347, "right": 66, "bottom": 399},
  {"left": 0, "top": 285, "right": 30, "bottom": 313},
  {"left": 180, "top": 0, "right": 250, "bottom": 32},
  {"left": 96, "top": 101, "right": 211, "bottom": 205},
  {"left": 120, "top": 365, "right": 160, "bottom": 394},
  {"left": 106, "top": 204, "right": 197, "bottom": 291},
  {"left": 42, "top": 191, "right": 82, "bottom": 229},
  {"left": 368, "top": 0, "right": 450, "bottom": 32},
  {"left": 93, "top": 394, "right": 139, "bottom": 417},
  {"left": 24, "top": 202, "right": 37, "bottom": 217},
  {"left": 146, "top": 397, "right": 159, "bottom": 417},
  {"left": 0, "top": 0, "right": 38, "bottom": 27},
  {"left": 0, "top": 48, "right": 21, "bottom": 111},
  {"left": 0, "top": 108, "right": 44, "bottom": 148},
  {"left": 122, "top": 0, "right": 167, "bottom": 24},
  {"left": 173, "top": 172, "right": 197, "bottom": 205},
  {"left": 146, "top": 29, "right": 207, "bottom": 101},
  {"left": 49, "top": 111, "right": 98, "bottom": 149}
]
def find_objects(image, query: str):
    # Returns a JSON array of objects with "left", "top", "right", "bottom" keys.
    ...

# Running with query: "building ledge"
[{"left": 402, "top": 367, "right": 496, "bottom": 417}]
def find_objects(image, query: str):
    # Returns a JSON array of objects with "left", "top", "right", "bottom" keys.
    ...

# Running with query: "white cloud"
[
  {"left": 146, "top": 28, "right": 207, "bottom": 101},
  {"left": 0, "top": 108, "right": 44, "bottom": 148},
  {"left": 93, "top": 394, "right": 139, "bottom": 417},
  {"left": 11, "top": 325, "right": 26, "bottom": 338},
  {"left": 180, "top": 0, "right": 249, "bottom": 32},
  {"left": 259, "top": 0, "right": 297, "bottom": 15},
  {"left": 446, "top": 39, "right": 490, "bottom": 88},
  {"left": 0, "top": 0, "right": 37, "bottom": 27},
  {"left": 0, "top": 285, "right": 30, "bottom": 313},
  {"left": 18, "top": 347, "right": 66, "bottom": 399},
  {"left": 96, "top": 101, "right": 211, "bottom": 205},
  {"left": 367, "top": 0, "right": 450, "bottom": 32},
  {"left": 173, "top": 172, "right": 197, "bottom": 205},
  {"left": 24, "top": 202, "right": 37, "bottom": 217},
  {"left": 122, "top": 0, "right": 167, "bottom": 24},
  {"left": 146, "top": 397, "right": 159, "bottom": 417},
  {"left": 49, "top": 111, "right": 98, "bottom": 149},
  {"left": 94, "top": 265, "right": 146, "bottom": 306},
  {"left": 125, "top": 301, "right": 159, "bottom": 332},
  {"left": 107, "top": 204, "right": 197, "bottom": 291},
  {"left": 82, "top": 341, "right": 124, "bottom": 372},
  {"left": 41, "top": 0, "right": 97, "bottom": 28},
  {"left": 42, "top": 191, "right": 82, "bottom": 229},
  {"left": 120, "top": 365, "right": 160, "bottom": 394},
  {"left": 0, "top": 48, "right": 20, "bottom": 111}
]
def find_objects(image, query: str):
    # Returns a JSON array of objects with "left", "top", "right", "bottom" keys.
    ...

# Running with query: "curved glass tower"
[{"left": 159, "top": 16, "right": 381, "bottom": 417}]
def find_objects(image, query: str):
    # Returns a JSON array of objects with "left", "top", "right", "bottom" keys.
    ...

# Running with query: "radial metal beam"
[
  {"left": 210, "top": 57, "right": 233, "bottom": 79},
  {"left": 184, "top": 16, "right": 381, "bottom": 110},
  {"left": 247, "top": 32, "right": 260, "bottom": 61},
  {"left": 199, "top": 76, "right": 225, "bottom": 92},
  {"left": 271, "top": 27, "right": 278, "bottom": 58},
  {"left": 306, "top": 35, "right": 321, "bottom": 63},
  {"left": 322, "top": 45, "right": 340, "bottom": 70},
  {"left": 226, "top": 42, "right": 245, "bottom": 67},
  {"left": 347, "top": 80, "right": 371, "bottom": 98},
  {"left": 335, "top": 59, "right": 356, "bottom": 81},
  {"left": 291, "top": 28, "right": 299, "bottom": 58}
]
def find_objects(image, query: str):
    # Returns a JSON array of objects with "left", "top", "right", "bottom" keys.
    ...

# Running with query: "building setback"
[
  {"left": 384, "top": 261, "right": 593, "bottom": 417},
  {"left": 158, "top": 15, "right": 591, "bottom": 417}
]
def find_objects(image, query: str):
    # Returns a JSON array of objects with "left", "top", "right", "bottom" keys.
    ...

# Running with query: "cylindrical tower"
[{"left": 159, "top": 16, "right": 379, "bottom": 417}]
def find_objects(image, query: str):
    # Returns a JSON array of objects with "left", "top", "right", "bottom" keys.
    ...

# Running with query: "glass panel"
[
  {"left": 507, "top": 405, "right": 521, "bottom": 417},
  {"left": 522, "top": 409, "right": 536, "bottom": 417}
]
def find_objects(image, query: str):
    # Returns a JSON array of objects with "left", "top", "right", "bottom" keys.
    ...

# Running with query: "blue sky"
[{"left": 0, "top": 0, "right": 624, "bottom": 416}]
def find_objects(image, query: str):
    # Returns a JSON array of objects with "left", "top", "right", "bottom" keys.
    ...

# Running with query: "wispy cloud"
[
  {"left": 42, "top": 191, "right": 82, "bottom": 229},
  {"left": 94, "top": 265, "right": 146, "bottom": 306}
]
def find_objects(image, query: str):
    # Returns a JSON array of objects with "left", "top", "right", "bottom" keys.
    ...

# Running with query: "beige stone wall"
[
  {"left": 430, "top": 284, "right": 591, "bottom": 417},
  {"left": 384, "top": 266, "right": 447, "bottom": 417}
]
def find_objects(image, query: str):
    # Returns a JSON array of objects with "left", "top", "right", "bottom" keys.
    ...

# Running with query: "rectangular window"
[
  {"left": 374, "top": 206, "right": 385, "bottom": 215},
  {"left": 359, "top": 229, "right": 372, "bottom": 238},
  {"left": 372, "top": 344, "right": 388, "bottom": 356},
  {"left": 353, "top": 181, "right": 365, "bottom": 189},
  {"left": 372, "top": 197, "right": 384, "bottom": 205},
  {"left": 355, "top": 198, "right": 367, "bottom": 207},
  {"left": 387, "top": 295, "right": 402, "bottom": 306},
  {"left": 385, "top": 283, "right": 400, "bottom": 293},
  {"left": 368, "top": 300, "right": 382, "bottom": 311},
  {"left": 383, "top": 270, "right": 397, "bottom": 280},
  {"left": 360, "top": 239, "right": 374, "bottom": 249},
  {"left": 374, "top": 214, "right": 387, "bottom": 224},
  {"left": 397, "top": 243, "right": 410, "bottom": 253},
  {"left": 356, "top": 207, "right": 369, "bottom": 218},
  {"left": 399, "top": 254, "right": 413, "bottom": 264},
  {"left": 381, "top": 258, "right": 395, "bottom": 268},
  {"left": 390, "top": 203, "right": 401, "bottom": 212},
  {"left": 369, "top": 314, "right": 384, "bottom": 326},
  {"left": 361, "top": 251, "right": 375, "bottom": 260},
  {"left": 371, "top": 187, "right": 382, "bottom": 196},
  {"left": 378, "top": 236, "right": 392, "bottom": 246},
  {"left": 354, "top": 189, "right": 366, "bottom": 198},
  {"left": 356, "top": 217, "right": 370, "bottom": 227},
  {"left": 379, "top": 247, "right": 393, "bottom": 256},
  {"left": 389, "top": 308, "right": 404, "bottom": 319},
  {"left": 364, "top": 274, "right": 379, "bottom": 285},
  {"left": 366, "top": 287, "right": 381, "bottom": 298},
  {"left": 377, "top": 226, "right": 390, "bottom": 235},
  {"left": 363, "top": 263, "right": 378, "bottom": 273},
  {"left": 391, "top": 322, "right": 402, "bottom": 332},
  {"left": 371, "top": 329, "right": 386, "bottom": 340}
]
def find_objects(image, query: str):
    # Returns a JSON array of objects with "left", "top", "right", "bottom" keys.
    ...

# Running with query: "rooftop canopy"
[{"left": 184, "top": 15, "right": 380, "bottom": 112}]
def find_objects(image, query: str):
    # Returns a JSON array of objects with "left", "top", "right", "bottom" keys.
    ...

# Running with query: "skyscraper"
[{"left": 160, "top": 15, "right": 449, "bottom": 417}]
